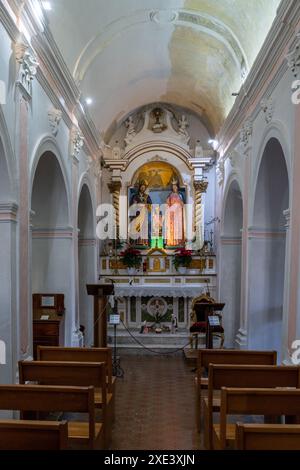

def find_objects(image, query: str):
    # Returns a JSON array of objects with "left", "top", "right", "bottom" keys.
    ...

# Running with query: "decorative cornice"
[
  {"left": 0, "top": 202, "right": 18, "bottom": 222},
  {"left": 31, "top": 227, "right": 73, "bottom": 239},
  {"left": 78, "top": 238, "right": 97, "bottom": 247},
  {"left": 220, "top": 236, "right": 242, "bottom": 245},
  {"left": 248, "top": 228, "right": 286, "bottom": 239}
]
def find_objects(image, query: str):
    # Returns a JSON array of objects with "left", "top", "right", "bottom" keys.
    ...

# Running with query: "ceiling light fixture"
[
  {"left": 208, "top": 139, "right": 219, "bottom": 150},
  {"left": 42, "top": 2, "right": 52, "bottom": 11},
  {"left": 85, "top": 98, "right": 93, "bottom": 105}
]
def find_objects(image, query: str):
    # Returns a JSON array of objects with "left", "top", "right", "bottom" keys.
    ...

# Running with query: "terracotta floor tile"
[{"left": 110, "top": 354, "right": 202, "bottom": 450}]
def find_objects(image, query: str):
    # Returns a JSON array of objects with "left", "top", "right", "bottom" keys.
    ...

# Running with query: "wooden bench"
[
  {"left": 37, "top": 346, "right": 115, "bottom": 421},
  {"left": 0, "top": 420, "right": 68, "bottom": 450},
  {"left": 196, "top": 349, "right": 277, "bottom": 431},
  {"left": 37, "top": 346, "right": 115, "bottom": 392},
  {"left": 236, "top": 423, "right": 300, "bottom": 450},
  {"left": 0, "top": 384, "right": 103, "bottom": 449},
  {"left": 214, "top": 388, "right": 300, "bottom": 450},
  {"left": 18, "top": 360, "right": 111, "bottom": 447},
  {"left": 204, "top": 364, "right": 300, "bottom": 449}
]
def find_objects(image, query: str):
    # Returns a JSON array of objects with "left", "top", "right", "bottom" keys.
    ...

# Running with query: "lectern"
[
  {"left": 190, "top": 296, "right": 225, "bottom": 349},
  {"left": 86, "top": 284, "right": 114, "bottom": 347}
]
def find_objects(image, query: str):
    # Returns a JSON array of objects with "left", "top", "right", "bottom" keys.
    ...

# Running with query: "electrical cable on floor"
[{"left": 119, "top": 319, "right": 191, "bottom": 356}]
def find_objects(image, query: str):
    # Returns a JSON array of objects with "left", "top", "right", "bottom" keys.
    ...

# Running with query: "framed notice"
[
  {"left": 109, "top": 314, "right": 120, "bottom": 325},
  {"left": 41, "top": 296, "right": 55, "bottom": 308},
  {"left": 208, "top": 316, "right": 220, "bottom": 327}
]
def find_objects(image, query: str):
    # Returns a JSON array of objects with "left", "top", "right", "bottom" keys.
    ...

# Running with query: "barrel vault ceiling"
[{"left": 42, "top": 0, "right": 281, "bottom": 137}]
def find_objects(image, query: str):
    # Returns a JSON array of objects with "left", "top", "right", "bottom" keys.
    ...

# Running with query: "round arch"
[
  {"left": 77, "top": 182, "right": 97, "bottom": 345},
  {"left": 30, "top": 136, "right": 71, "bottom": 222},
  {"left": 219, "top": 178, "right": 243, "bottom": 347},
  {"left": 248, "top": 136, "right": 289, "bottom": 359},
  {"left": 250, "top": 121, "right": 291, "bottom": 226},
  {"left": 31, "top": 145, "right": 72, "bottom": 346}
]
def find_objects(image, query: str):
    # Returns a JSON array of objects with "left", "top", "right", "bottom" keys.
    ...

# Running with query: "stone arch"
[
  {"left": 78, "top": 181, "right": 97, "bottom": 345},
  {"left": 220, "top": 178, "right": 243, "bottom": 347},
  {"left": 31, "top": 148, "right": 72, "bottom": 345},
  {"left": 248, "top": 137, "right": 289, "bottom": 359}
]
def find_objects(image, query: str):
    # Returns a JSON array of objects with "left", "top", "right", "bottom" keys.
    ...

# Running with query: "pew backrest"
[
  {"left": 220, "top": 388, "right": 300, "bottom": 449},
  {"left": 236, "top": 423, "right": 300, "bottom": 450},
  {"left": 207, "top": 364, "right": 300, "bottom": 449},
  {"left": 0, "top": 384, "right": 95, "bottom": 446},
  {"left": 0, "top": 419, "right": 68, "bottom": 450},
  {"left": 37, "top": 346, "right": 113, "bottom": 391}
]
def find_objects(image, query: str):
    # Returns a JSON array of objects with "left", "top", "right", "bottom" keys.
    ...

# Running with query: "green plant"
[
  {"left": 119, "top": 246, "right": 142, "bottom": 268},
  {"left": 172, "top": 248, "right": 193, "bottom": 270}
]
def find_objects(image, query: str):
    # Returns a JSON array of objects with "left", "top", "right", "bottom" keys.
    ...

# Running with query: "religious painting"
[{"left": 128, "top": 161, "right": 186, "bottom": 249}]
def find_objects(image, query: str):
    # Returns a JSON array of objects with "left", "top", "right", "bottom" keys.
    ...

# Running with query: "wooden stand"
[
  {"left": 193, "top": 301, "right": 225, "bottom": 349},
  {"left": 86, "top": 284, "right": 114, "bottom": 347},
  {"left": 32, "top": 294, "right": 65, "bottom": 359}
]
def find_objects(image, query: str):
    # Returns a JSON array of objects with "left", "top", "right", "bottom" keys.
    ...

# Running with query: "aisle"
[{"left": 110, "top": 354, "right": 202, "bottom": 450}]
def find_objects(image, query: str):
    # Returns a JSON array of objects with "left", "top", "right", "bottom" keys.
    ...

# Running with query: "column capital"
[
  {"left": 108, "top": 180, "right": 122, "bottom": 193},
  {"left": 193, "top": 178, "right": 208, "bottom": 193}
]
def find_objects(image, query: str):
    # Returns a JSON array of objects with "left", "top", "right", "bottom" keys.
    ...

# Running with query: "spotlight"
[
  {"left": 85, "top": 97, "right": 93, "bottom": 105},
  {"left": 42, "top": 1, "right": 52, "bottom": 11}
]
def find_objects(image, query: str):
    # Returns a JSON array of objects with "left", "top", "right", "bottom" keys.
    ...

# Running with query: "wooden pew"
[
  {"left": 37, "top": 346, "right": 115, "bottom": 393},
  {"left": 236, "top": 423, "right": 300, "bottom": 450},
  {"left": 18, "top": 360, "right": 111, "bottom": 447},
  {"left": 0, "top": 384, "right": 103, "bottom": 449},
  {"left": 214, "top": 388, "right": 300, "bottom": 450},
  {"left": 37, "top": 346, "right": 115, "bottom": 421},
  {"left": 196, "top": 349, "right": 277, "bottom": 431},
  {"left": 205, "top": 364, "right": 300, "bottom": 449},
  {"left": 0, "top": 420, "right": 68, "bottom": 450}
]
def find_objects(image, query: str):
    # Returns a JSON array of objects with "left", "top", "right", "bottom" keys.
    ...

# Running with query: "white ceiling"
[{"left": 44, "top": 0, "right": 281, "bottom": 136}]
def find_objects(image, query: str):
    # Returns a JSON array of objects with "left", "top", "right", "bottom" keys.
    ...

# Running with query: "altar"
[
  {"left": 100, "top": 105, "right": 217, "bottom": 334},
  {"left": 100, "top": 250, "right": 217, "bottom": 329}
]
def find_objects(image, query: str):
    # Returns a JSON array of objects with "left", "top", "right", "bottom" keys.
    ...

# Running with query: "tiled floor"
[{"left": 110, "top": 353, "right": 202, "bottom": 450}]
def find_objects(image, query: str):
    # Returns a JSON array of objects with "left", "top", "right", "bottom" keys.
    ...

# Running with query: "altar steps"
[{"left": 107, "top": 328, "right": 208, "bottom": 355}]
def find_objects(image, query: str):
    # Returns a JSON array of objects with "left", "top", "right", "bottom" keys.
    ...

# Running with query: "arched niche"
[
  {"left": 78, "top": 183, "right": 96, "bottom": 346},
  {"left": 31, "top": 151, "right": 71, "bottom": 344},
  {"left": 248, "top": 138, "right": 289, "bottom": 358},
  {"left": 220, "top": 179, "right": 243, "bottom": 347}
]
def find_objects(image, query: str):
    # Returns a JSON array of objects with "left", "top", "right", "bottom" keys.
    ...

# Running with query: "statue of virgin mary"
[{"left": 165, "top": 180, "right": 185, "bottom": 247}]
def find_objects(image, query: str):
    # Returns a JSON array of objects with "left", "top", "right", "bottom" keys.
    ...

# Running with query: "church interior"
[{"left": 1, "top": 0, "right": 300, "bottom": 452}]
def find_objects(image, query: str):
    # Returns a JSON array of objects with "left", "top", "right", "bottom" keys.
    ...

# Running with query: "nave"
[{"left": 1, "top": 345, "right": 300, "bottom": 451}]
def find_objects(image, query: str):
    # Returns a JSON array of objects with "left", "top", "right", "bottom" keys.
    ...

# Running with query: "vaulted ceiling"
[{"left": 45, "top": 0, "right": 281, "bottom": 137}]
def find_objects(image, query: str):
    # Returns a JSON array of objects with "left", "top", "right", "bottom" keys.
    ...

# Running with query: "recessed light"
[
  {"left": 42, "top": 2, "right": 52, "bottom": 11},
  {"left": 85, "top": 98, "right": 93, "bottom": 105}
]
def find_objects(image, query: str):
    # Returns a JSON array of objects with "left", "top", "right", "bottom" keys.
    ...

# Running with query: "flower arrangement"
[
  {"left": 119, "top": 246, "right": 142, "bottom": 268},
  {"left": 172, "top": 248, "right": 193, "bottom": 271}
]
